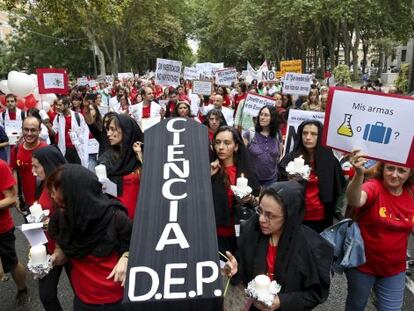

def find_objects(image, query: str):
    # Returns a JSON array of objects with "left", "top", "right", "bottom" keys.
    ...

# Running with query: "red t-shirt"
[
  {"left": 116, "top": 172, "right": 140, "bottom": 220},
  {"left": 304, "top": 170, "right": 325, "bottom": 221},
  {"left": 10, "top": 142, "right": 47, "bottom": 206},
  {"left": 71, "top": 252, "right": 123, "bottom": 304},
  {"left": 0, "top": 160, "right": 16, "bottom": 234},
  {"left": 217, "top": 165, "right": 237, "bottom": 237},
  {"left": 38, "top": 188, "right": 56, "bottom": 253},
  {"left": 142, "top": 105, "right": 151, "bottom": 119},
  {"left": 64, "top": 115, "right": 74, "bottom": 148},
  {"left": 266, "top": 244, "right": 277, "bottom": 281},
  {"left": 8, "top": 111, "right": 16, "bottom": 120},
  {"left": 357, "top": 179, "right": 414, "bottom": 276}
]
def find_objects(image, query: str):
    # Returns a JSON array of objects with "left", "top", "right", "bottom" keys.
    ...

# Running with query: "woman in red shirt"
[
  {"left": 345, "top": 151, "right": 414, "bottom": 311},
  {"left": 47, "top": 164, "right": 132, "bottom": 311},
  {"left": 99, "top": 114, "right": 143, "bottom": 220}
]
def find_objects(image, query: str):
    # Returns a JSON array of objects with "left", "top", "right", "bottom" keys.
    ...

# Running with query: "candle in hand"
[
  {"left": 95, "top": 164, "right": 107, "bottom": 180},
  {"left": 293, "top": 156, "right": 305, "bottom": 170},
  {"left": 236, "top": 173, "right": 248, "bottom": 189},
  {"left": 255, "top": 274, "right": 271, "bottom": 295},
  {"left": 29, "top": 202, "right": 43, "bottom": 218},
  {"left": 30, "top": 244, "right": 47, "bottom": 266}
]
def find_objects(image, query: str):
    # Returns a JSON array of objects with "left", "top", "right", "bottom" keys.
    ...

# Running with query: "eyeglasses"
[{"left": 255, "top": 206, "right": 283, "bottom": 222}]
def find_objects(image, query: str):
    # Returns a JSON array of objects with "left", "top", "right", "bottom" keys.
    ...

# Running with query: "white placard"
[
  {"left": 77, "top": 77, "right": 89, "bottom": 86},
  {"left": 243, "top": 93, "right": 276, "bottom": 117},
  {"left": 5, "top": 120, "right": 22, "bottom": 134},
  {"left": 183, "top": 67, "right": 199, "bottom": 80},
  {"left": 192, "top": 80, "right": 212, "bottom": 96},
  {"left": 43, "top": 73, "right": 65, "bottom": 89},
  {"left": 282, "top": 72, "right": 313, "bottom": 95},
  {"left": 99, "top": 177, "right": 118, "bottom": 197},
  {"left": 258, "top": 70, "right": 277, "bottom": 82},
  {"left": 324, "top": 88, "right": 414, "bottom": 166},
  {"left": 140, "top": 117, "right": 161, "bottom": 132},
  {"left": 155, "top": 58, "right": 182, "bottom": 87},
  {"left": 88, "top": 138, "right": 99, "bottom": 154},
  {"left": 20, "top": 223, "right": 48, "bottom": 246},
  {"left": 283, "top": 109, "right": 325, "bottom": 155},
  {"left": 88, "top": 80, "right": 97, "bottom": 88},
  {"left": 215, "top": 68, "right": 237, "bottom": 86},
  {"left": 118, "top": 72, "right": 134, "bottom": 80},
  {"left": 196, "top": 62, "right": 224, "bottom": 77}
]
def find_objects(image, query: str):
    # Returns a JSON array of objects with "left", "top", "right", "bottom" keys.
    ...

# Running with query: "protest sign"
[
  {"left": 36, "top": 68, "right": 68, "bottom": 94},
  {"left": 280, "top": 59, "right": 302, "bottom": 74},
  {"left": 192, "top": 80, "right": 212, "bottom": 96},
  {"left": 118, "top": 72, "right": 134, "bottom": 80},
  {"left": 283, "top": 109, "right": 325, "bottom": 155},
  {"left": 258, "top": 70, "right": 277, "bottom": 82},
  {"left": 322, "top": 87, "right": 414, "bottom": 167},
  {"left": 183, "top": 67, "right": 199, "bottom": 81},
  {"left": 196, "top": 62, "right": 224, "bottom": 78},
  {"left": 87, "top": 80, "right": 97, "bottom": 88},
  {"left": 124, "top": 119, "right": 222, "bottom": 310},
  {"left": 215, "top": 68, "right": 237, "bottom": 86},
  {"left": 243, "top": 93, "right": 276, "bottom": 117},
  {"left": 282, "top": 72, "right": 313, "bottom": 96},
  {"left": 4, "top": 120, "right": 22, "bottom": 135},
  {"left": 77, "top": 77, "right": 89, "bottom": 86},
  {"left": 156, "top": 58, "right": 182, "bottom": 87}
]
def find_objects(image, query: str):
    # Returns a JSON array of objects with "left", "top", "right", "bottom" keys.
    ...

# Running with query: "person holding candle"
[
  {"left": 47, "top": 164, "right": 132, "bottom": 311},
  {"left": 211, "top": 126, "right": 260, "bottom": 255},
  {"left": 279, "top": 120, "right": 345, "bottom": 232},
  {"left": 32, "top": 145, "right": 68, "bottom": 311},
  {"left": 223, "top": 181, "right": 333, "bottom": 310},
  {"left": 98, "top": 114, "right": 143, "bottom": 220}
]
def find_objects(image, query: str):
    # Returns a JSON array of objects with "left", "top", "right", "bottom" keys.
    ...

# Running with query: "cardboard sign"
[
  {"left": 192, "top": 80, "right": 212, "bottom": 96},
  {"left": 118, "top": 72, "right": 134, "bottom": 80},
  {"left": 183, "top": 67, "right": 199, "bottom": 81},
  {"left": 258, "top": 70, "right": 277, "bottom": 82},
  {"left": 243, "top": 93, "right": 276, "bottom": 117},
  {"left": 88, "top": 138, "right": 99, "bottom": 154},
  {"left": 124, "top": 119, "right": 222, "bottom": 310},
  {"left": 215, "top": 68, "right": 237, "bottom": 86},
  {"left": 280, "top": 59, "right": 302, "bottom": 74},
  {"left": 155, "top": 58, "right": 182, "bottom": 87},
  {"left": 282, "top": 73, "right": 312, "bottom": 96},
  {"left": 322, "top": 87, "right": 414, "bottom": 167},
  {"left": 283, "top": 109, "right": 325, "bottom": 155},
  {"left": 36, "top": 68, "right": 69, "bottom": 95},
  {"left": 5, "top": 120, "right": 22, "bottom": 135}
]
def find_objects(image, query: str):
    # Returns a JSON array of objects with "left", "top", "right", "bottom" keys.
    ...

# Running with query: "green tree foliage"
[
  {"left": 333, "top": 64, "right": 351, "bottom": 85},
  {"left": 395, "top": 63, "right": 410, "bottom": 94}
]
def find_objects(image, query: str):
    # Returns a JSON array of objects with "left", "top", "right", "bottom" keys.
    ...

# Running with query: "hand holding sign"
[{"left": 348, "top": 149, "right": 369, "bottom": 175}]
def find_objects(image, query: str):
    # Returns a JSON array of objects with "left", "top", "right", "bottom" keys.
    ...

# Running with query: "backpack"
[
  {"left": 2, "top": 110, "right": 26, "bottom": 125},
  {"left": 57, "top": 112, "right": 81, "bottom": 127}
]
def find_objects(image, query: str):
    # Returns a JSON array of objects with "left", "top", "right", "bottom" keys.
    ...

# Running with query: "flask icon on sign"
[{"left": 337, "top": 114, "right": 354, "bottom": 137}]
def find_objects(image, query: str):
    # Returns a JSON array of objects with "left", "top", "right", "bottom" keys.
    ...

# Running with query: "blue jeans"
[{"left": 345, "top": 268, "right": 405, "bottom": 311}]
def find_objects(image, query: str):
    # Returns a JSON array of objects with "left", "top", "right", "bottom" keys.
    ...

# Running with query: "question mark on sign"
[{"left": 394, "top": 131, "right": 400, "bottom": 140}]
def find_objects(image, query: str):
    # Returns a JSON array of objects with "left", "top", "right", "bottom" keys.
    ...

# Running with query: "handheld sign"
[
  {"left": 215, "top": 68, "right": 237, "bottom": 86},
  {"left": 280, "top": 59, "right": 302, "bottom": 74},
  {"left": 118, "top": 72, "right": 134, "bottom": 80},
  {"left": 282, "top": 72, "right": 312, "bottom": 96},
  {"left": 322, "top": 87, "right": 414, "bottom": 167},
  {"left": 192, "top": 80, "right": 212, "bottom": 96},
  {"left": 183, "top": 67, "right": 199, "bottom": 81},
  {"left": 258, "top": 70, "right": 277, "bottom": 82},
  {"left": 243, "top": 93, "right": 276, "bottom": 117},
  {"left": 124, "top": 119, "right": 222, "bottom": 310},
  {"left": 36, "top": 68, "right": 69, "bottom": 95},
  {"left": 156, "top": 58, "right": 182, "bottom": 87}
]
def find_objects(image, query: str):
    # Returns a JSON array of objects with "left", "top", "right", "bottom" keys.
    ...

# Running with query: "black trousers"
[
  {"left": 74, "top": 296, "right": 126, "bottom": 311},
  {"left": 65, "top": 147, "right": 81, "bottom": 165}
]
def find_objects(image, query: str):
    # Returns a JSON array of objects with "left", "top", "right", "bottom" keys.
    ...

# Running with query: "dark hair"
[
  {"left": 173, "top": 101, "right": 193, "bottom": 118},
  {"left": 238, "top": 82, "right": 248, "bottom": 93},
  {"left": 293, "top": 120, "right": 323, "bottom": 165},
  {"left": 203, "top": 109, "right": 227, "bottom": 129},
  {"left": 255, "top": 105, "right": 279, "bottom": 138},
  {"left": 89, "top": 103, "right": 103, "bottom": 130},
  {"left": 60, "top": 96, "right": 71, "bottom": 107},
  {"left": 366, "top": 162, "right": 414, "bottom": 186},
  {"left": 217, "top": 86, "right": 228, "bottom": 96},
  {"left": 5, "top": 94, "right": 17, "bottom": 101},
  {"left": 259, "top": 187, "right": 286, "bottom": 219},
  {"left": 46, "top": 166, "right": 64, "bottom": 196}
]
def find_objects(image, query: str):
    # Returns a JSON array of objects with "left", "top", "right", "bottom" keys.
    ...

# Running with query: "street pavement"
[{"left": 1, "top": 208, "right": 414, "bottom": 310}]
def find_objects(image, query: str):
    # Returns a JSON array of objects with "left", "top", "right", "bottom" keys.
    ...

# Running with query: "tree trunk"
[
  {"left": 111, "top": 32, "right": 119, "bottom": 75},
  {"left": 362, "top": 42, "right": 369, "bottom": 74},
  {"left": 378, "top": 48, "right": 384, "bottom": 76},
  {"left": 342, "top": 20, "right": 351, "bottom": 66},
  {"left": 318, "top": 30, "right": 325, "bottom": 78},
  {"left": 82, "top": 28, "right": 106, "bottom": 76},
  {"left": 351, "top": 22, "right": 361, "bottom": 81}
]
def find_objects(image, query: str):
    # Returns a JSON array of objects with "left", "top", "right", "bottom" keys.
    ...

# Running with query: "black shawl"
[
  {"left": 99, "top": 114, "right": 143, "bottom": 196},
  {"left": 48, "top": 164, "right": 131, "bottom": 259}
]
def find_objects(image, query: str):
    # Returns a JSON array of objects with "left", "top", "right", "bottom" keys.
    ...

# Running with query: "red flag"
[{"left": 36, "top": 68, "right": 69, "bottom": 94}]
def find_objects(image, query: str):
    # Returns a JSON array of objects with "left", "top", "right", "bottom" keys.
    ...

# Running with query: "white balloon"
[
  {"left": 40, "top": 93, "right": 57, "bottom": 104},
  {"left": 0, "top": 80, "right": 11, "bottom": 94},
  {"left": 30, "top": 74, "right": 38, "bottom": 88},
  {"left": 7, "top": 71, "right": 36, "bottom": 97},
  {"left": 41, "top": 101, "right": 51, "bottom": 113},
  {"left": 32, "top": 87, "right": 41, "bottom": 101}
]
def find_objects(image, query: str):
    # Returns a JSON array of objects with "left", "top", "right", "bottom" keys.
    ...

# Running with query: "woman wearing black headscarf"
[
  {"left": 98, "top": 113, "right": 143, "bottom": 220},
  {"left": 47, "top": 164, "right": 132, "bottom": 311},
  {"left": 224, "top": 181, "right": 333, "bottom": 310},
  {"left": 279, "top": 120, "right": 345, "bottom": 232},
  {"left": 32, "top": 146, "right": 67, "bottom": 311}
]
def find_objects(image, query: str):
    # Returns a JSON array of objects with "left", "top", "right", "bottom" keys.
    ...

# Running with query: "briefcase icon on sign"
[{"left": 363, "top": 122, "right": 392, "bottom": 144}]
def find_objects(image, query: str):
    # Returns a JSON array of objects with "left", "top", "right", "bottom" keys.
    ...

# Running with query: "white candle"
[
  {"left": 30, "top": 244, "right": 47, "bottom": 266},
  {"left": 294, "top": 156, "right": 305, "bottom": 170},
  {"left": 236, "top": 173, "right": 248, "bottom": 189},
  {"left": 29, "top": 202, "right": 43, "bottom": 218},
  {"left": 95, "top": 164, "right": 107, "bottom": 180},
  {"left": 255, "top": 274, "right": 271, "bottom": 295}
]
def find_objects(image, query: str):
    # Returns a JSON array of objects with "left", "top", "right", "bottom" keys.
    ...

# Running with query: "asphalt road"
[{"left": 2, "top": 209, "right": 414, "bottom": 311}]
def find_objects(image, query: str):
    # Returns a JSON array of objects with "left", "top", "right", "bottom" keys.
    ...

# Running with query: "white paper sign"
[
  {"left": 196, "top": 62, "right": 224, "bottom": 77},
  {"left": 192, "top": 80, "right": 212, "bottom": 96},
  {"left": 77, "top": 77, "right": 89, "bottom": 86},
  {"left": 215, "top": 68, "right": 237, "bottom": 86},
  {"left": 282, "top": 72, "right": 313, "bottom": 95},
  {"left": 243, "top": 94, "right": 276, "bottom": 117},
  {"left": 88, "top": 138, "right": 99, "bottom": 154},
  {"left": 118, "top": 72, "right": 134, "bottom": 80},
  {"left": 88, "top": 80, "right": 97, "bottom": 88},
  {"left": 258, "top": 70, "right": 277, "bottom": 82},
  {"left": 5, "top": 120, "right": 22, "bottom": 134},
  {"left": 283, "top": 109, "right": 325, "bottom": 155},
  {"left": 99, "top": 177, "right": 118, "bottom": 197},
  {"left": 324, "top": 88, "right": 414, "bottom": 166},
  {"left": 140, "top": 117, "right": 161, "bottom": 132},
  {"left": 183, "top": 67, "right": 199, "bottom": 80},
  {"left": 43, "top": 73, "right": 65, "bottom": 89},
  {"left": 20, "top": 223, "right": 48, "bottom": 246},
  {"left": 155, "top": 58, "right": 182, "bottom": 87}
]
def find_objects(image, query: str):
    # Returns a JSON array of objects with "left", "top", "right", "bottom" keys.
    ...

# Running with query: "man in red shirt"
[
  {"left": 10, "top": 115, "right": 47, "bottom": 214},
  {"left": 0, "top": 159, "right": 30, "bottom": 310}
]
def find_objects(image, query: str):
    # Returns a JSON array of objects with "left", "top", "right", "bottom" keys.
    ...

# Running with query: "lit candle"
[
  {"left": 255, "top": 274, "right": 271, "bottom": 295},
  {"left": 30, "top": 244, "right": 47, "bottom": 266},
  {"left": 293, "top": 156, "right": 305, "bottom": 170},
  {"left": 29, "top": 202, "right": 43, "bottom": 218},
  {"left": 236, "top": 173, "right": 248, "bottom": 189},
  {"left": 95, "top": 164, "right": 107, "bottom": 180}
]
